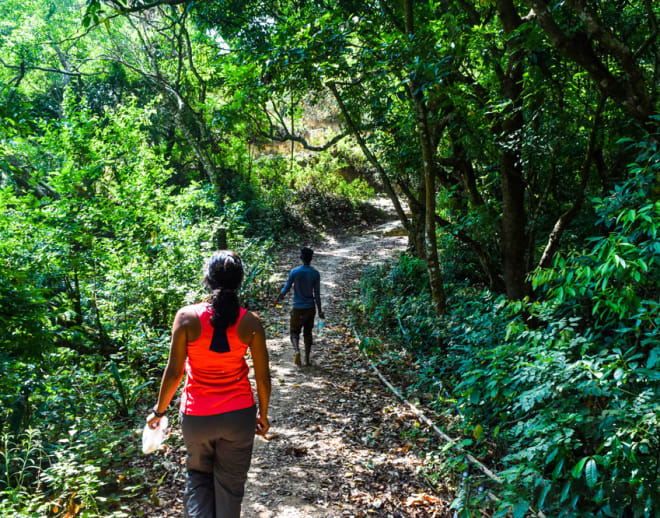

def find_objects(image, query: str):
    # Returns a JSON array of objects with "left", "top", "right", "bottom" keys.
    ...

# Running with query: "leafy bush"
[
  {"left": 250, "top": 152, "right": 380, "bottom": 231},
  {"left": 0, "top": 97, "right": 278, "bottom": 516},
  {"left": 356, "top": 254, "right": 439, "bottom": 354},
  {"left": 491, "top": 139, "right": 660, "bottom": 517},
  {"left": 354, "top": 138, "right": 660, "bottom": 516}
]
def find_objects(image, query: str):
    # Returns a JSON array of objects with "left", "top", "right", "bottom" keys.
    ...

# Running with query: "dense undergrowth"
[
  {"left": 353, "top": 141, "right": 660, "bottom": 517},
  {"left": 0, "top": 96, "right": 377, "bottom": 516}
]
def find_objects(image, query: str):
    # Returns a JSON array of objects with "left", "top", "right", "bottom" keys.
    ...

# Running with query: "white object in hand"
[
  {"left": 317, "top": 318, "right": 325, "bottom": 334},
  {"left": 142, "top": 416, "right": 168, "bottom": 454}
]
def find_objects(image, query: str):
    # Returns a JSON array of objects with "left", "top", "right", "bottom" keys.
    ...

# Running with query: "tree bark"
[
  {"left": 397, "top": 178, "right": 426, "bottom": 257},
  {"left": 496, "top": 0, "right": 528, "bottom": 300},
  {"left": 404, "top": 0, "right": 446, "bottom": 315}
]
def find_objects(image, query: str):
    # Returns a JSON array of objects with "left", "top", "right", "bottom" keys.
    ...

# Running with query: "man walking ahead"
[{"left": 274, "top": 247, "right": 325, "bottom": 367}]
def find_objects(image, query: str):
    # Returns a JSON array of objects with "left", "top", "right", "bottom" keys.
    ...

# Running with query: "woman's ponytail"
[
  {"left": 202, "top": 251, "right": 244, "bottom": 329},
  {"left": 210, "top": 288, "right": 240, "bottom": 330}
]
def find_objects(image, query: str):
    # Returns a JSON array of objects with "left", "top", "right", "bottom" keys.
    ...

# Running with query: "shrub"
[{"left": 353, "top": 137, "right": 660, "bottom": 516}]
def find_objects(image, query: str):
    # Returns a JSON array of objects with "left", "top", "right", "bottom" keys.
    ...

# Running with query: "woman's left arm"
[{"left": 147, "top": 307, "right": 193, "bottom": 428}]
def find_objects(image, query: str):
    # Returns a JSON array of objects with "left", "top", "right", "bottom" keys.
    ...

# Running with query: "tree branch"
[
  {"left": 537, "top": 95, "right": 606, "bottom": 269},
  {"left": 327, "top": 81, "right": 411, "bottom": 232},
  {"left": 0, "top": 56, "right": 100, "bottom": 77},
  {"left": 528, "top": 0, "right": 654, "bottom": 127},
  {"left": 260, "top": 129, "right": 349, "bottom": 152}
]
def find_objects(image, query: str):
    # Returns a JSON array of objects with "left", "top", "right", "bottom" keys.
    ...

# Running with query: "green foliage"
[
  {"left": 0, "top": 94, "right": 278, "bottom": 515},
  {"left": 106, "top": 362, "right": 153, "bottom": 418},
  {"left": 244, "top": 151, "right": 378, "bottom": 235},
  {"left": 355, "top": 138, "right": 660, "bottom": 516},
  {"left": 493, "top": 139, "right": 660, "bottom": 517},
  {"left": 3, "top": 1, "right": 659, "bottom": 516},
  {"left": 1, "top": 429, "right": 46, "bottom": 498},
  {"left": 356, "top": 254, "right": 438, "bottom": 354}
]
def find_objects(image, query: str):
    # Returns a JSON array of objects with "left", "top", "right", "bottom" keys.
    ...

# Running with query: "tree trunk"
[
  {"left": 174, "top": 107, "right": 219, "bottom": 189},
  {"left": 497, "top": 0, "right": 528, "bottom": 300},
  {"left": 408, "top": 208, "right": 426, "bottom": 258},
  {"left": 404, "top": 0, "right": 446, "bottom": 315}
]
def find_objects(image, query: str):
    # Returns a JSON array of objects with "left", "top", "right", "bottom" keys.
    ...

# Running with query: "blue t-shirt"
[{"left": 280, "top": 265, "right": 321, "bottom": 309}]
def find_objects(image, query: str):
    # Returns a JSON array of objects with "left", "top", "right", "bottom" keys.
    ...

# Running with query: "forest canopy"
[{"left": 1, "top": 0, "right": 658, "bottom": 517}]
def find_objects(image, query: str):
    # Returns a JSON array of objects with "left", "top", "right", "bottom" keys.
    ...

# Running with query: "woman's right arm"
[
  {"left": 244, "top": 313, "right": 271, "bottom": 436},
  {"left": 147, "top": 307, "right": 194, "bottom": 429}
]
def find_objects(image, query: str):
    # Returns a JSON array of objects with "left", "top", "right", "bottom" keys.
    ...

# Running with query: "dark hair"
[
  {"left": 301, "top": 247, "right": 313, "bottom": 264},
  {"left": 203, "top": 250, "right": 244, "bottom": 329}
]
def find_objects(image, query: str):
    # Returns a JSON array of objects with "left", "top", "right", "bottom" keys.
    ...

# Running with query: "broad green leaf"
[
  {"left": 647, "top": 347, "right": 660, "bottom": 369},
  {"left": 512, "top": 500, "right": 529, "bottom": 518},
  {"left": 571, "top": 457, "right": 588, "bottom": 479},
  {"left": 552, "top": 457, "right": 565, "bottom": 478},
  {"left": 585, "top": 458, "right": 598, "bottom": 488},
  {"left": 537, "top": 484, "right": 551, "bottom": 510}
]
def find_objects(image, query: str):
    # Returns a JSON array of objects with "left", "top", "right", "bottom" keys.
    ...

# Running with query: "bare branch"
[
  {"left": 260, "top": 129, "right": 349, "bottom": 152},
  {"left": 181, "top": 14, "right": 206, "bottom": 102},
  {"left": 0, "top": 55, "right": 101, "bottom": 77},
  {"left": 104, "top": 0, "right": 190, "bottom": 14}
]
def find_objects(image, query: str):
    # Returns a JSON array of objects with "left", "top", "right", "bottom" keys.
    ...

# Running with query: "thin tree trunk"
[
  {"left": 538, "top": 96, "right": 606, "bottom": 268},
  {"left": 327, "top": 82, "right": 411, "bottom": 233},
  {"left": 404, "top": 0, "right": 446, "bottom": 315},
  {"left": 290, "top": 93, "right": 295, "bottom": 172}
]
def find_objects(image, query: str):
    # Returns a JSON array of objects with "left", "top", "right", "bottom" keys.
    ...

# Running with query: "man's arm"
[
  {"left": 314, "top": 272, "right": 324, "bottom": 319},
  {"left": 274, "top": 270, "right": 294, "bottom": 304}
]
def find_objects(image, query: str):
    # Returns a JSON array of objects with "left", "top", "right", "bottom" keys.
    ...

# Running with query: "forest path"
[
  {"left": 148, "top": 209, "right": 451, "bottom": 517},
  {"left": 239, "top": 215, "right": 450, "bottom": 518}
]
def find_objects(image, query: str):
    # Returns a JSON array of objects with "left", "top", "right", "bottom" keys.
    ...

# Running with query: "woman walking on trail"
[{"left": 147, "top": 250, "right": 271, "bottom": 518}]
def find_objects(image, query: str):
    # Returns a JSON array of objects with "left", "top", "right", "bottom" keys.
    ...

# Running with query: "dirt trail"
[
  {"left": 240, "top": 220, "right": 450, "bottom": 518},
  {"left": 146, "top": 215, "right": 451, "bottom": 517}
]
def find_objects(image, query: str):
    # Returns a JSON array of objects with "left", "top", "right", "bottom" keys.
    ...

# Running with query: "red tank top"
[{"left": 180, "top": 303, "right": 255, "bottom": 416}]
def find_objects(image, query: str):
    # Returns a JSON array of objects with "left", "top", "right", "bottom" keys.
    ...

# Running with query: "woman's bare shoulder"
[
  {"left": 174, "top": 304, "right": 201, "bottom": 326},
  {"left": 241, "top": 310, "right": 263, "bottom": 328},
  {"left": 238, "top": 310, "right": 264, "bottom": 340}
]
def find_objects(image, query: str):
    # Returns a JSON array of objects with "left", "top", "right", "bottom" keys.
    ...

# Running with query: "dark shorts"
[{"left": 290, "top": 307, "right": 316, "bottom": 346}]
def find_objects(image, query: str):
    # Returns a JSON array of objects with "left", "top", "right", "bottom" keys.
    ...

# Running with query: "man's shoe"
[{"left": 294, "top": 352, "right": 301, "bottom": 366}]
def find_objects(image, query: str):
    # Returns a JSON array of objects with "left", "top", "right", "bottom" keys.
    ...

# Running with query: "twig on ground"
[{"left": 352, "top": 328, "right": 547, "bottom": 518}]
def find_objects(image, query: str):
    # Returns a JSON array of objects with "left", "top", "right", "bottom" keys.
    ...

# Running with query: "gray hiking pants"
[{"left": 181, "top": 406, "right": 256, "bottom": 518}]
